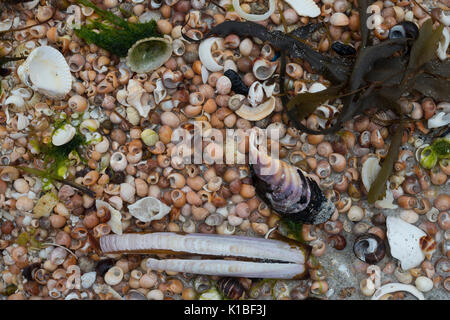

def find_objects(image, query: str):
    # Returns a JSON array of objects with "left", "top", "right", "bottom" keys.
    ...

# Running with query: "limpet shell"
[
  {"left": 386, "top": 216, "right": 426, "bottom": 270},
  {"left": 127, "top": 196, "right": 171, "bottom": 223},
  {"left": 126, "top": 36, "right": 173, "bottom": 73},
  {"left": 235, "top": 96, "right": 276, "bottom": 121},
  {"left": 18, "top": 46, "right": 72, "bottom": 98},
  {"left": 52, "top": 124, "right": 76, "bottom": 146}
]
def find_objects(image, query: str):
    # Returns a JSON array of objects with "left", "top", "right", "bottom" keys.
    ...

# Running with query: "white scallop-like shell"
[
  {"left": 361, "top": 157, "right": 381, "bottom": 192},
  {"left": 18, "top": 46, "right": 72, "bottom": 99},
  {"left": 386, "top": 216, "right": 426, "bottom": 270},
  {"left": 52, "top": 124, "right": 76, "bottom": 146},
  {"left": 96, "top": 200, "right": 122, "bottom": 235},
  {"left": 236, "top": 96, "right": 276, "bottom": 121},
  {"left": 199, "top": 37, "right": 224, "bottom": 72},
  {"left": 284, "top": 0, "right": 320, "bottom": 18},
  {"left": 127, "top": 196, "right": 171, "bottom": 223}
]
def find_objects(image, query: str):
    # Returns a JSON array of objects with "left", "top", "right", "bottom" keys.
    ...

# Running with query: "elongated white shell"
[
  {"left": 284, "top": 0, "right": 320, "bottom": 18},
  {"left": 371, "top": 283, "right": 425, "bottom": 300},
  {"left": 199, "top": 37, "right": 224, "bottom": 72},
  {"left": 52, "top": 124, "right": 76, "bottom": 146},
  {"left": 147, "top": 258, "right": 305, "bottom": 279},
  {"left": 96, "top": 200, "right": 122, "bottom": 235},
  {"left": 127, "top": 196, "right": 171, "bottom": 223},
  {"left": 100, "top": 232, "right": 306, "bottom": 264},
  {"left": 362, "top": 157, "right": 381, "bottom": 191},
  {"left": 18, "top": 46, "right": 72, "bottom": 98},
  {"left": 236, "top": 96, "right": 275, "bottom": 121},
  {"left": 386, "top": 216, "right": 426, "bottom": 270}
]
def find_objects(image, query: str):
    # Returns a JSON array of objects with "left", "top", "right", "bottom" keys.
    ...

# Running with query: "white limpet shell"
[
  {"left": 427, "top": 111, "right": 450, "bottom": 128},
  {"left": 126, "top": 36, "right": 173, "bottom": 73},
  {"left": 96, "top": 200, "right": 123, "bottom": 235},
  {"left": 436, "top": 27, "right": 449, "bottom": 61},
  {"left": 232, "top": 0, "right": 276, "bottom": 21},
  {"left": 362, "top": 156, "right": 381, "bottom": 192},
  {"left": 17, "top": 46, "right": 72, "bottom": 99},
  {"left": 127, "top": 196, "right": 171, "bottom": 223},
  {"left": 199, "top": 37, "right": 224, "bottom": 72},
  {"left": 371, "top": 283, "right": 425, "bottom": 300},
  {"left": 284, "top": 0, "right": 320, "bottom": 18},
  {"left": 386, "top": 216, "right": 426, "bottom": 270},
  {"left": 52, "top": 124, "right": 76, "bottom": 146},
  {"left": 236, "top": 96, "right": 276, "bottom": 121}
]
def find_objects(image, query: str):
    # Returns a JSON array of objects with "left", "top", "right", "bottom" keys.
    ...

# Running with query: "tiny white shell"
[
  {"left": 308, "top": 82, "right": 327, "bottom": 93},
  {"left": 128, "top": 196, "right": 171, "bottom": 223},
  {"left": 199, "top": 37, "right": 224, "bottom": 72},
  {"left": 415, "top": 276, "right": 433, "bottom": 292},
  {"left": 386, "top": 216, "right": 426, "bottom": 270},
  {"left": 81, "top": 271, "right": 97, "bottom": 289},
  {"left": 284, "top": 0, "right": 320, "bottom": 18},
  {"left": 361, "top": 157, "right": 381, "bottom": 192},
  {"left": 52, "top": 124, "right": 76, "bottom": 146},
  {"left": 96, "top": 200, "right": 122, "bottom": 235}
]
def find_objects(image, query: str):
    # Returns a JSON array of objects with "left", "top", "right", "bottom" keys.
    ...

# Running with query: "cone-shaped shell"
[
  {"left": 249, "top": 129, "right": 335, "bottom": 224},
  {"left": 126, "top": 36, "right": 173, "bottom": 73},
  {"left": 17, "top": 46, "right": 72, "bottom": 98}
]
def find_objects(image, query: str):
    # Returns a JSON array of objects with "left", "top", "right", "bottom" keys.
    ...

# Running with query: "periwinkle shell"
[{"left": 353, "top": 233, "right": 386, "bottom": 264}]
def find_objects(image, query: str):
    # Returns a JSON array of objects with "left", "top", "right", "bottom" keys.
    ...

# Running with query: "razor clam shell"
[
  {"left": 146, "top": 258, "right": 305, "bottom": 279},
  {"left": 99, "top": 232, "right": 307, "bottom": 264}
]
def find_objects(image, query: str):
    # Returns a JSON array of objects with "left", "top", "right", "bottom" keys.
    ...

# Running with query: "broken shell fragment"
[
  {"left": 96, "top": 200, "right": 122, "bottom": 235},
  {"left": 100, "top": 232, "right": 309, "bottom": 279},
  {"left": 199, "top": 37, "right": 224, "bottom": 72},
  {"left": 386, "top": 216, "right": 426, "bottom": 270},
  {"left": 235, "top": 96, "right": 275, "bottom": 121},
  {"left": 127, "top": 196, "right": 171, "bottom": 223},
  {"left": 17, "top": 46, "right": 72, "bottom": 98},
  {"left": 284, "top": 0, "right": 320, "bottom": 18},
  {"left": 52, "top": 124, "right": 76, "bottom": 146},
  {"left": 372, "top": 283, "right": 425, "bottom": 300},
  {"left": 126, "top": 36, "right": 173, "bottom": 73},
  {"left": 361, "top": 156, "right": 381, "bottom": 192},
  {"left": 428, "top": 112, "right": 450, "bottom": 129}
]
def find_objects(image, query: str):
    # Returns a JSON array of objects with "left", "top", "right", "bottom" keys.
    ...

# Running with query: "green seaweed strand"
[{"left": 74, "top": 0, "right": 161, "bottom": 57}]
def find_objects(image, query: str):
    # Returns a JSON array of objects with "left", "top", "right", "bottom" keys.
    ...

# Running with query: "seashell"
[
  {"left": 17, "top": 113, "right": 30, "bottom": 131},
  {"left": 172, "top": 38, "right": 185, "bottom": 56},
  {"left": 284, "top": 0, "right": 320, "bottom": 18},
  {"left": 236, "top": 96, "right": 275, "bottom": 121},
  {"left": 247, "top": 81, "right": 264, "bottom": 107},
  {"left": 309, "top": 82, "right": 327, "bottom": 93},
  {"left": 199, "top": 37, "right": 224, "bottom": 72},
  {"left": 201, "top": 65, "right": 210, "bottom": 84},
  {"left": 96, "top": 200, "right": 122, "bottom": 235},
  {"left": 4, "top": 95, "right": 26, "bottom": 112},
  {"left": 372, "top": 283, "right": 425, "bottom": 300},
  {"left": 386, "top": 216, "right": 426, "bottom": 270},
  {"left": 0, "top": 19, "right": 12, "bottom": 32},
  {"left": 153, "top": 78, "right": 167, "bottom": 104},
  {"left": 249, "top": 129, "right": 335, "bottom": 224},
  {"left": 126, "top": 36, "right": 173, "bottom": 73},
  {"left": 252, "top": 58, "right": 278, "bottom": 81},
  {"left": 17, "top": 46, "right": 72, "bottom": 98},
  {"left": 162, "top": 70, "right": 182, "bottom": 89},
  {"left": 81, "top": 271, "right": 96, "bottom": 289},
  {"left": 361, "top": 156, "right": 381, "bottom": 192},
  {"left": 375, "top": 181, "right": 398, "bottom": 209},
  {"left": 437, "top": 27, "right": 449, "bottom": 61},
  {"left": 126, "top": 79, "right": 154, "bottom": 117},
  {"left": 127, "top": 196, "right": 171, "bottom": 223},
  {"left": 262, "top": 79, "right": 277, "bottom": 98},
  {"left": 232, "top": 0, "right": 275, "bottom": 21},
  {"left": 353, "top": 234, "right": 386, "bottom": 264},
  {"left": 52, "top": 124, "right": 76, "bottom": 146},
  {"left": 428, "top": 111, "right": 450, "bottom": 129}
]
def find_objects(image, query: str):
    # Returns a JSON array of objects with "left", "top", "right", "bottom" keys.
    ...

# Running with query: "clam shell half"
[
  {"left": 18, "top": 46, "right": 72, "bottom": 99},
  {"left": 126, "top": 36, "right": 173, "bottom": 73}
]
